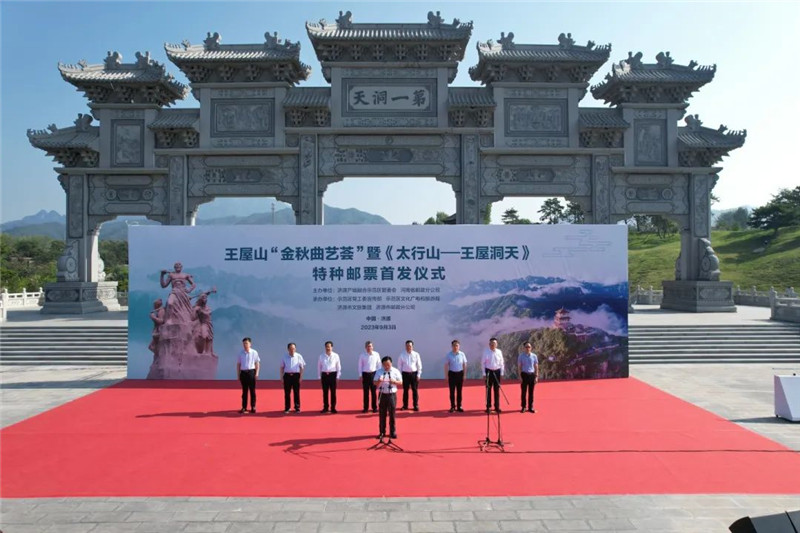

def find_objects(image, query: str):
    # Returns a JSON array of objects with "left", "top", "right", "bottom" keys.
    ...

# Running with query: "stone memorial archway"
[{"left": 28, "top": 12, "right": 745, "bottom": 313}]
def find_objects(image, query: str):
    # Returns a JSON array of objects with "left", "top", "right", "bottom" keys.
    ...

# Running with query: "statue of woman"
[
  {"left": 148, "top": 298, "right": 165, "bottom": 355},
  {"left": 160, "top": 262, "right": 195, "bottom": 325},
  {"left": 192, "top": 288, "right": 217, "bottom": 355}
]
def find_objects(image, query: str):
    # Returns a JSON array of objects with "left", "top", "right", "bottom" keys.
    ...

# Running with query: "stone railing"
[
  {"left": 771, "top": 288, "right": 800, "bottom": 324},
  {"left": 630, "top": 284, "right": 800, "bottom": 310},
  {"left": 732, "top": 285, "right": 795, "bottom": 307},
  {"left": 631, "top": 285, "right": 664, "bottom": 305},
  {"left": 0, "top": 288, "right": 127, "bottom": 321},
  {"left": 1, "top": 287, "right": 45, "bottom": 321}
]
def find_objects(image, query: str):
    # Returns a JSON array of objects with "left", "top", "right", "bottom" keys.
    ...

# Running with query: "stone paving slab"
[{"left": 2, "top": 495, "right": 800, "bottom": 532}]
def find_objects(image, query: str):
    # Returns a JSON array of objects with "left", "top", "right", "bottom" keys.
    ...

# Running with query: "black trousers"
[
  {"left": 401, "top": 371, "right": 419, "bottom": 409},
  {"left": 361, "top": 371, "right": 377, "bottom": 410},
  {"left": 521, "top": 372, "right": 537, "bottom": 409},
  {"left": 379, "top": 391, "right": 397, "bottom": 436},
  {"left": 239, "top": 369, "right": 256, "bottom": 410},
  {"left": 283, "top": 373, "right": 301, "bottom": 411},
  {"left": 485, "top": 369, "right": 501, "bottom": 409},
  {"left": 448, "top": 370, "right": 464, "bottom": 409},
  {"left": 321, "top": 372, "right": 337, "bottom": 410}
]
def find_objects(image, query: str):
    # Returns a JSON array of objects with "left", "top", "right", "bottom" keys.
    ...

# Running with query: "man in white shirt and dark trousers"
[
  {"left": 280, "top": 343, "right": 306, "bottom": 413},
  {"left": 444, "top": 339, "right": 467, "bottom": 413},
  {"left": 398, "top": 340, "right": 422, "bottom": 411},
  {"left": 375, "top": 356, "right": 403, "bottom": 439},
  {"left": 318, "top": 341, "right": 341, "bottom": 414},
  {"left": 517, "top": 342, "right": 539, "bottom": 413},
  {"left": 357, "top": 341, "right": 381, "bottom": 413},
  {"left": 482, "top": 337, "right": 505, "bottom": 413},
  {"left": 236, "top": 337, "right": 260, "bottom": 414}
]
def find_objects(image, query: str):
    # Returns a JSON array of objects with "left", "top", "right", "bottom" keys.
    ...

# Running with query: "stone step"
[
  {"left": 0, "top": 347, "right": 128, "bottom": 358},
  {"left": 628, "top": 331, "right": 800, "bottom": 341},
  {"left": 0, "top": 323, "right": 128, "bottom": 333},
  {"left": 1, "top": 333, "right": 128, "bottom": 338},
  {"left": 630, "top": 338, "right": 800, "bottom": 344},
  {"left": 0, "top": 325, "right": 128, "bottom": 366},
  {"left": 0, "top": 360, "right": 126, "bottom": 366},
  {"left": 630, "top": 357, "right": 799, "bottom": 364},
  {"left": 628, "top": 326, "right": 800, "bottom": 334},
  {"left": 0, "top": 355, "right": 126, "bottom": 361},
  {"left": 629, "top": 343, "right": 800, "bottom": 350},
  {"left": 0, "top": 337, "right": 128, "bottom": 344}
]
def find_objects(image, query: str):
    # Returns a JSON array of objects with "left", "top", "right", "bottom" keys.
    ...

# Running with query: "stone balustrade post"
[{"left": 0, "top": 288, "right": 8, "bottom": 322}]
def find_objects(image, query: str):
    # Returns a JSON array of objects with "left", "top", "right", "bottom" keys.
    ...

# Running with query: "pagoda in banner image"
[{"left": 553, "top": 308, "right": 573, "bottom": 331}]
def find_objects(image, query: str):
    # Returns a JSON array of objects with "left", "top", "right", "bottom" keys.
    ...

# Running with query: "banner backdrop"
[{"left": 128, "top": 224, "right": 628, "bottom": 381}]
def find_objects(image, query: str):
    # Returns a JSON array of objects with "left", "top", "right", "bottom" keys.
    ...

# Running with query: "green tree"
[
  {"left": 714, "top": 207, "right": 750, "bottom": 231},
  {"left": 652, "top": 215, "right": 679, "bottom": 238},
  {"left": 501, "top": 208, "right": 531, "bottom": 224},
  {"left": 99, "top": 240, "right": 128, "bottom": 267},
  {"left": 748, "top": 186, "right": 800, "bottom": 234},
  {"left": 627, "top": 214, "right": 678, "bottom": 238},
  {"left": 564, "top": 201, "right": 585, "bottom": 224},
  {"left": 631, "top": 215, "right": 652, "bottom": 233},
  {"left": 482, "top": 202, "right": 492, "bottom": 225},
  {"left": 538, "top": 198, "right": 564, "bottom": 224}
]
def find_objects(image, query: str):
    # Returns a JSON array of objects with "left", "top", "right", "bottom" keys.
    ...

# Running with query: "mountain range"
[{"left": 1, "top": 205, "right": 389, "bottom": 241}]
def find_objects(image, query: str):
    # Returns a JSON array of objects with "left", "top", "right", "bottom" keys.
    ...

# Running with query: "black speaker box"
[{"left": 729, "top": 510, "right": 800, "bottom": 533}]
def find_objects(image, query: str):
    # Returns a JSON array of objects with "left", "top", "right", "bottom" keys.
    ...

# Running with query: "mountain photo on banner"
[{"left": 446, "top": 276, "right": 628, "bottom": 381}]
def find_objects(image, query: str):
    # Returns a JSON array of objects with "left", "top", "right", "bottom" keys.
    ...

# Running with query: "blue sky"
[{"left": 2, "top": 1, "right": 798, "bottom": 225}]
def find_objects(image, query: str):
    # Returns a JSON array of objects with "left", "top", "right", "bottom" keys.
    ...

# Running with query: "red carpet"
[{"left": 2, "top": 378, "right": 799, "bottom": 498}]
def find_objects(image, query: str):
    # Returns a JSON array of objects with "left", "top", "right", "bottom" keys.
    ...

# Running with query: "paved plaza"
[{"left": 1, "top": 307, "right": 799, "bottom": 532}]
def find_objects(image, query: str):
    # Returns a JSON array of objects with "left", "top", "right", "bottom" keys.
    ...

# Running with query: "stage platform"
[{"left": 2, "top": 378, "right": 799, "bottom": 499}]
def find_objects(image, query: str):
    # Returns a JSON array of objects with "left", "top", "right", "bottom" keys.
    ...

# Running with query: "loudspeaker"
[{"left": 729, "top": 510, "right": 800, "bottom": 533}]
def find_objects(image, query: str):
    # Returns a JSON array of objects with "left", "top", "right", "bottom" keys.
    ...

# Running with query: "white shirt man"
[
  {"left": 357, "top": 341, "right": 381, "bottom": 413},
  {"left": 482, "top": 338, "right": 504, "bottom": 412},
  {"left": 517, "top": 342, "right": 539, "bottom": 413},
  {"left": 445, "top": 340, "right": 468, "bottom": 413},
  {"left": 236, "top": 337, "right": 260, "bottom": 414},
  {"left": 318, "top": 341, "right": 341, "bottom": 413},
  {"left": 374, "top": 357, "right": 403, "bottom": 439},
  {"left": 280, "top": 343, "right": 305, "bottom": 413},
  {"left": 398, "top": 340, "right": 423, "bottom": 411}
]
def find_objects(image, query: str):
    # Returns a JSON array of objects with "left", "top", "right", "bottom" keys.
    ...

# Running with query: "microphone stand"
[
  {"left": 368, "top": 370, "right": 403, "bottom": 452},
  {"left": 478, "top": 370, "right": 511, "bottom": 452}
]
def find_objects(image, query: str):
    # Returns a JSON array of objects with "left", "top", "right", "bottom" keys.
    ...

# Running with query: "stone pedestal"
[
  {"left": 41, "top": 281, "right": 121, "bottom": 314},
  {"left": 661, "top": 280, "right": 736, "bottom": 313},
  {"left": 147, "top": 322, "right": 219, "bottom": 379}
]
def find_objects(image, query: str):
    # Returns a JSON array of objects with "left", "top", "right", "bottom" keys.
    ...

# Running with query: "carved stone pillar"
[
  {"left": 662, "top": 172, "right": 735, "bottom": 312},
  {"left": 297, "top": 135, "right": 320, "bottom": 225},
  {"left": 167, "top": 156, "right": 189, "bottom": 225},
  {"left": 591, "top": 155, "right": 612, "bottom": 224},
  {"left": 42, "top": 174, "right": 120, "bottom": 314},
  {"left": 457, "top": 134, "right": 481, "bottom": 224}
]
